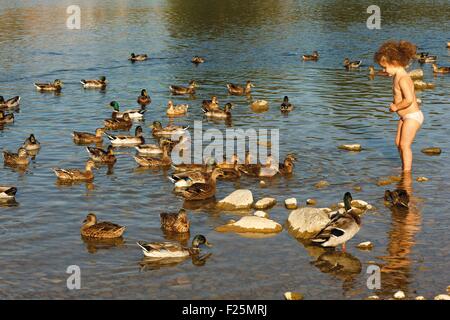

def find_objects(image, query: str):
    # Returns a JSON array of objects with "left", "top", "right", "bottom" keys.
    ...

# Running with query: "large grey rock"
[
  {"left": 215, "top": 216, "right": 282, "bottom": 234},
  {"left": 287, "top": 207, "right": 331, "bottom": 239},
  {"left": 217, "top": 189, "right": 253, "bottom": 210}
]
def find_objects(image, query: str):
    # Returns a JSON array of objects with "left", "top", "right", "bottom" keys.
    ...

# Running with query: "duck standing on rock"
[
  {"left": 311, "top": 192, "right": 361, "bottom": 252},
  {"left": 160, "top": 209, "right": 190, "bottom": 233}
]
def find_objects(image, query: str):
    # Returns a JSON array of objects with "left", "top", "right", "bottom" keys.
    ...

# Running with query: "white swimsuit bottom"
[{"left": 401, "top": 110, "right": 424, "bottom": 126}]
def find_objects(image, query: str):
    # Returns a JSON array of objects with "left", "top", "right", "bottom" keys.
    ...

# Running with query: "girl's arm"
[{"left": 390, "top": 77, "right": 415, "bottom": 112}]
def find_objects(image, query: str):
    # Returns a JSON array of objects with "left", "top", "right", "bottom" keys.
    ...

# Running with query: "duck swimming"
[
  {"left": 22, "top": 134, "right": 40, "bottom": 151},
  {"left": 129, "top": 53, "right": 148, "bottom": 61},
  {"left": 160, "top": 209, "right": 190, "bottom": 233},
  {"left": 280, "top": 96, "right": 293, "bottom": 113},
  {"left": 81, "top": 213, "right": 125, "bottom": 239},
  {"left": 0, "top": 96, "right": 20, "bottom": 109},
  {"left": 150, "top": 121, "right": 189, "bottom": 138},
  {"left": 86, "top": 145, "right": 116, "bottom": 164},
  {"left": 179, "top": 168, "right": 224, "bottom": 201},
  {"left": 191, "top": 56, "right": 205, "bottom": 64},
  {"left": 0, "top": 186, "right": 17, "bottom": 201},
  {"left": 80, "top": 76, "right": 107, "bottom": 89},
  {"left": 104, "top": 113, "right": 133, "bottom": 131},
  {"left": 344, "top": 58, "right": 362, "bottom": 69},
  {"left": 368, "top": 65, "right": 389, "bottom": 76},
  {"left": 137, "top": 89, "right": 151, "bottom": 106},
  {"left": 72, "top": 128, "right": 105, "bottom": 144},
  {"left": 311, "top": 192, "right": 361, "bottom": 252},
  {"left": 302, "top": 51, "right": 319, "bottom": 61},
  {"left": 227, "top": 81, "right": 253, "bottom": 95},
  {"left": 134, "top": 142, "right": 172, "bottom": 167},
  {"left": 202, "top": 102, "right": 232, "bottom": 119},
  {"left": 137, "top": 234, "right": 211, "bottom": 259},
  {"left": 105, "top": 125, "right": 145, "bottom": 146},
  {"left": 110, "top": 101, "right": 146, "bottom": 120},
  {"left": 3, "top": 147, "right": 29, "bottom": 166},
  {"left": 0, "top": 110, "right": 14, "bottom": 124},
  {"left": 384, "top": 189, "right": 409, "bottom": 208},
  {"left": 202, "top": 96, "right": 220, "bottom": 112},
  {"left": 169, "top": 80, "right": 197, "bottom": 95},
  {"left": 34, "top": 79, "right": 63, "bottom": 91},
  {"left": 53, "top": 160, "right": 96, "bottom": 181},
  {"left": 166, "top": 100, "right": 189, "bottom": 116},
  {"left": 432, "top": 63, "right": 450, "bottom": 74}
]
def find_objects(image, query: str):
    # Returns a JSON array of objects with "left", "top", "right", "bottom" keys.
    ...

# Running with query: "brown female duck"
[
  {"left": 169, "top": 80, "right": 197, "bottom": 95},
  {"left": 34, "top": 79, "right": 63, "bottom": 91},
  {"left": 302, "top": 51, "right": 319, "bottom": 61},
  {"left": 227, "top": 81, "right": 254, "bottom": 95},
  {"left": 202, "top": 96, "right": 220, "bottom": 112},
  {"left": 86, "top": 145, "right": 116, "bottom": 164},
  {"left": 22, "top": 134, "right": 41, "bottom": 151},
  {"left": 137, "top": 89, "right": 151, "bottom": 106},
  {"left": 0, "top": 110, "right": 14, "bottom": 124},
  {"left": 53, "top": 160, "right": 96, "bottom": 181},
  {"left": 0, "top": 96, "right": 20, "bottom": 109},
  {"left": 81, "top": 213, "right": 125, "bottom": 239},
  {"left": 160, "top": 209, "right": 190, "bottom": 233},
  {"left": 3, "top": 147, "right": 29, "bottom": 166},
  {"left": 104, "top": 113, "right": 133, "bottom": 130},
  {"left": 179, "top": 168, "right": 224, "bottom": 201},
  {"left": 72, "top": 128, "right": 105, "bottom": 144},
  {"left": 134, "top": 142, "right": 172, "bottom": 167}
]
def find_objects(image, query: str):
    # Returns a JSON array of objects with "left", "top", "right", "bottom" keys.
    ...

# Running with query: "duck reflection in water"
[
  {"left": 379, "top": 172, "right": 422, "bottom": 298},
  {"left": 81, "top": 236, "right": 125, "bottom": 254}
]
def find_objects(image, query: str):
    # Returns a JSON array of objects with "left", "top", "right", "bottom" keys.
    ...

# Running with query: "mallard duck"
[
  {"left": 250, "top": 100, "right": 269, "bottom": 111},
  {"left": 169, "top": 80, "right": 197, "bottom": 95},
  {"left": 414, "top": 80, "right": 435, "bottom": 90},
  {"left": 86, "top": 145, "right": 116, "bottom": 164},
  {"left": 179, "top": 168, "right": 224, "bottom": 201},
  {"left": 344, "top": 58, "right": 362, "bottom": 69},
  {"left": 432, "top": 63, "right": 450, "bottom": 74},
  {"left": 280, "top": 96, "right": 293, "bottom": 113},
  {"left": 415, "top": 52, "right": 429, "bottom": 60},
  {"left": 302, "top": 51, "right": 319, "bottom": 61},
  {"left": 137, "top": 89, "right": 151, "bottom": 106},
  {"left": 217, "top": 154, "right": 239, "bottom": 170},
  {"left": 137, "top": 234, "right": 211, "bottom": 258},
  {"left": 311, "top": 192, "right": 361, "bottom": 251},
  {"left": 0, "top": 96, "right": 20, "bottom": 109},
  {"left": 81, "top": 213, "right": 125, "bottom": 239},
  {"left": 0, "top": 186, "right": 17, "bottom": 201},
  {"left": 227, "top": 81, "right": 253, "bottom": 95},
  {"left": 278, "top": 154, "right": 297, "bottom": 175},
  {"left": 129, "top": 53, "right": 148, "bottom": 61},
  {"left": 202, "top": 96, "right": 220, "bottom": 112},
  {"left": 110, "top": 101, "right": 146, "bottom": 120},
  {"left": 169, "top": 159, "right": 216, "bottom": 189},
  {"left": 3, "top": 148, "right": 29, "bottom": 166},
  {"left": 134, "top": 142, "right": 172, "bottom": 167},
  {"left": 22, "top": 134, "right": 40, "bottom": 151},
  {"left": 171, "top": 157, "right": 216, "bottom": 173},
  {"left": 104, "top": 113, "right": 133, "bottom": 130},
  {"left": 160, "top": 209, "right": 190, "bottom": 233},
  {"left": 384, "top": 189, "right": 409, "bottom": 208},
  {"left": 105, "top": 125, "right": 145, "bottom": 146},
  {"left": 53, "top": 160, "right": 96, "bottom": 181},
  {"left": 34, "top": 79, "right": 63, "bottom": 91},
  {"left": 150, "top": 121, "right": 189, "bottom": 138},
  {"left": 202, "top": 102, "right": 232, "bottom": 119},
  {"left": 72, "top": 128, "right": 105, "bottom": 144},
  {"left": 369, "top": 65, "right": 389, "bottom": 77},
  {"left": 191, "top": 56, "right": 205, "bottom": 64},
  {"left": 418, "top": 54, "right": 437, "bottom": 63},
  {"left": 0, "top": 111, "right": 14, "bottom": 124},
  {"left": 80, "top": 76, "right": 107, "bottom": 89},
  {"left": 166, "top": 100, "right": 189, "bottom": 116}
]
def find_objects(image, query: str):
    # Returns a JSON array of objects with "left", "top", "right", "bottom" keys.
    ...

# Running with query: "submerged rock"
[
  {"left": 356, "top": 241, "right": 373, "bottom": 250},
  {"left": 254, "top": 197, "right": 277, "bottom": 210},
  {"left": 284, "top": 198, "right": 297, "bottom": 210},
  {"left": 338, "top": 144, "right": 362, "bottom": 152},
  {"left": 314, "top": 180, "right": 330, "bottom": 189},
  {"left": 415, "top": 296, "right": 426, "bottom": 300},
  {"left": 416, "top": 176, "right": 429, "bottom": 182},
  {"left": 253, "top": 210, "right": 269, "bottom": 218},
  {"left": 217, "top": 189, "right": 253, "bottom": 210},
  {"left": 284, "top": 292, "right": 304, "bottom": 300},
  {"left": 367, "top": 295, "right": 380, "bottom": 300},
  {"left": 215, "top": 216, "right": 282, "bottom": 234},
  {"left": 394, "top": 290, "right": 406, "bottom": 299},
  {"left": 414, "top": 80, "right": 435, "bottom": 90},
  {"left": 421, "top": 147, "right": 441, "bottom": 155},
  {"left": 287, "top": 207, "right": 330, "bottom": 239},
  {"left": 434, "top": 294, "right": 450, "bottom": 300},
  {"left": 408, "top": 69, "right": 424, "bottom": 79}
]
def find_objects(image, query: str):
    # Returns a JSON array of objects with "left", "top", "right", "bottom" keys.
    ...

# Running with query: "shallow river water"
[{"left": 0, "top": 0, "right": 449, "bottom": 299}]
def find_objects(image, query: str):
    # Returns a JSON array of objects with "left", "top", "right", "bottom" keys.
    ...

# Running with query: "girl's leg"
[
  {"left": 399, "top": 119, "right": 421, "bottom": 172},
  {"left": 396, "top": 119, "right": 403, "bottom": 163}
]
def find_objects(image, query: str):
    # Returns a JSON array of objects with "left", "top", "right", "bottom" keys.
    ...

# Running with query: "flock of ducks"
[{"left": 1, "top": 44, "right": 448, "bottom": 260}]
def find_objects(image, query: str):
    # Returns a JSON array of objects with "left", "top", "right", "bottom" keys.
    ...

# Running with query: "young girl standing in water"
[{"left": 375, "top": 41, "right": 422, "bottom": 172}]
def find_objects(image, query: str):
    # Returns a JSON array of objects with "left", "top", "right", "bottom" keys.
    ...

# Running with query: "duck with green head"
[
  {"left": 110, "top": 101, "right": 146, "bottom": 120},
  {"left": 137, "top": 234, "right": 212, "bottom": 258}
]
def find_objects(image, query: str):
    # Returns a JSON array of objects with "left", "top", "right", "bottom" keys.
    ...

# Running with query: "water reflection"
[
  {"left": 81, "top": 236, "right": 125, "bottom": 254},
  {"left": 379, "top": 172, "right": 422, "bottom": 297},
  {"left": 139, "top": 253, "right": 212, "bottom": 271}
]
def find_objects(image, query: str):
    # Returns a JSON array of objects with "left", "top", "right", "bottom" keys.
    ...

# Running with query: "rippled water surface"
[{"left": 0, "top": 0, "right": 449, "bottom": 299}]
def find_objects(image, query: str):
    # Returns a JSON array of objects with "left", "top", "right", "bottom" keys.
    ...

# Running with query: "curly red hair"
[{"left": 374, "top": 40, "right": 417, "bottom": 67}]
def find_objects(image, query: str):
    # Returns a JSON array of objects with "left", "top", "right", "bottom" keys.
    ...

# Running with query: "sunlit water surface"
[{"left": 0, "top": 0, "right": 449, "bottom": 299}]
